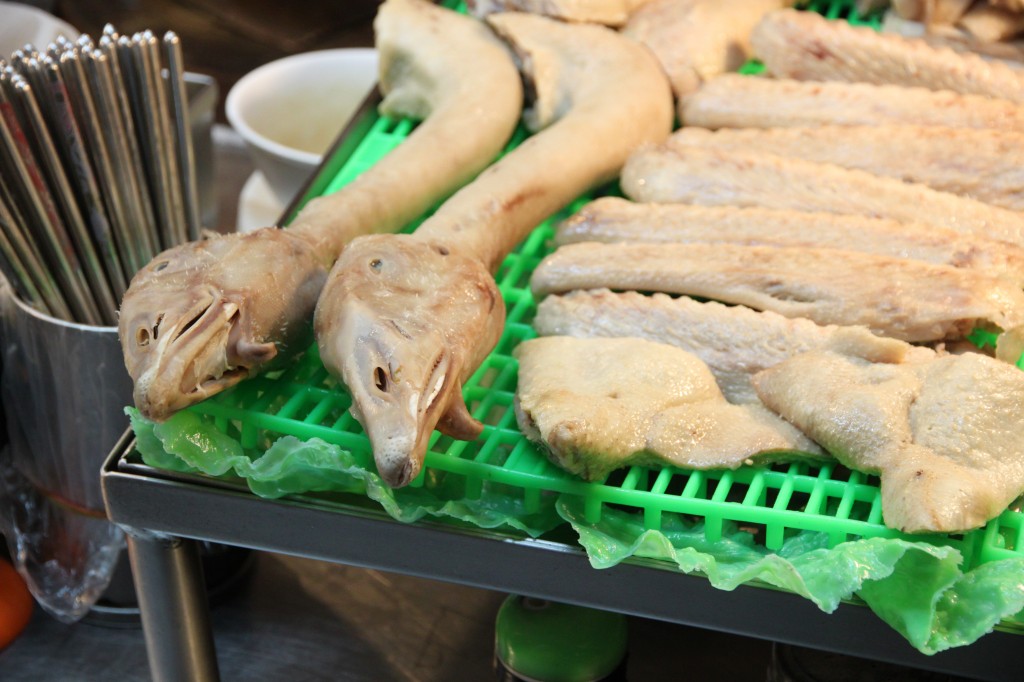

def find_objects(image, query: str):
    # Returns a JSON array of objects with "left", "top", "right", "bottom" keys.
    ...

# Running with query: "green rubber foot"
[{"left": 494, "top": 595, "right": 628, "bottom": 682}]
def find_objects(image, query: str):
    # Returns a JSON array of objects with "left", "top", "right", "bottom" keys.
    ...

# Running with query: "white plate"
[
  {"left": 237, "top": 171, "right": 286, "bottom": 233},
  {"left": 0, "top": 2, "right": 78, "bottom": 56}
]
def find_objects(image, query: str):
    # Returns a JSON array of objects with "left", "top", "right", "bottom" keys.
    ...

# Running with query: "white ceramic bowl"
[
  {"left": 226, "top": 48, "right": 378, "bottom": 206},
  {"left": 0, "top": 1, "right": 79, "bottom": 56}
]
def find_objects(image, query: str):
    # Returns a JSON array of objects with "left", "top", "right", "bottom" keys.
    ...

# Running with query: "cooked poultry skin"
[
  {"left": 533, "top": 289, "right": 931, "bottom": 404},
  {"left": 667, "top": 125, "right": 1024, "bottom": 211},
  {"left": 621, "top": 146, "right": 1024, "bottom": 245},
  {"left": 530, "top": 242, "right": 1024, "bottom": 342},
  {"left": 315, "top": 12, "right": 673, "bottom": 487},
  {"left": 466, "top": 0, "right": 653, "bottom": 26},
  {"left": 622, "top": 0, "right": 792, "bottom": 96},
  {"left": 556, "top": 197, "right": 1024, "bottom": 283},
  {"left": 119, "top": 0, "right": 523, "bottom": 421},
  {"left": 752, "top": 8, "right": 1024, "bottom": 101},
  {"left": 754, "top": 350, "right": 1024, "bottom": 534},
  {"left": 680, "top": 74, "right": 1024, "bottom": 131},
  {"left": 515, "top": 336, "right": 824, "bottom": 481}
]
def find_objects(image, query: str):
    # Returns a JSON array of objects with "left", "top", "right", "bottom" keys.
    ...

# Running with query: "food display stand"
[
  {"left": 101, "top": 6, "right": 1024, "bottom": 681},
  {"left": 101, "top": 432, "right": 1023, "bottom": 682}
]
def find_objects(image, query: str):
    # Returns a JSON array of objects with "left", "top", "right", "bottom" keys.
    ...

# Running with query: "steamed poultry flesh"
[
  {"left": 667, "top": 125, "right": 1024, "bottom": 211},
  {"left": 556, "top": 197, "right": 1024, "bottom": 283},
  {"left": 752, "top": 8, "right": 1024, "bottom": 101},
  {"left": 680, "top": 74, "right": 1024, "bottom": 132},
  {"left": 466, "top": 0, "right": 653, "bottom": 26},
  {"left": 621, "top": 145, "right": 1024, "bottom": 244},
  {"left": 533, "top": 289, "right": 931, "bottom": 404},
  {"left": 754, "top": 350, "right": 1024, "bottom": 533},
  {"left": 315, "top": 11, "right": 673, "bottom": 486},
  {"left": 119, "top": 0, "right": 523, "bottom": 421},
  {"left": 515, "top": 336, "right": 825, "bottom": 481},
  {"left": 622, "top": 0, "right": 792, "bottom": 96},
  {"left": 530, "top": 242, "right": 1024, "bottom": 342}
]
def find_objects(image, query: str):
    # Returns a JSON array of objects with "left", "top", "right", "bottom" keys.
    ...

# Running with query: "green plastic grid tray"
[{"left": 178, "top": 0, "right": 1024, "bottom": 576}]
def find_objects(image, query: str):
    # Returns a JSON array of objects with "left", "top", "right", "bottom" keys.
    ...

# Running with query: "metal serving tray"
[{"left": 102, "top": 432, "right": 1023, "bottom": 682}]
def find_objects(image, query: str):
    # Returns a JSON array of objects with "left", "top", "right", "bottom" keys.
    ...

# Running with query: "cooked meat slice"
[
  {"left": 958, "top": 3, "right": 1024, "bottom": 43},
  {"left": 752, "top": 9, "right": 1024, "bottom": 102},
  {"left": 680, "top": 74, "right": 1024, "bottom": 131},
  {"left": 529, "top": 242, "right": 1024, "bottom": 342},
  {"left": 667, "top": 126, "right": 1024, "bottom": 211},
  {"left": 533, "top": 289, "right": 929, "bottom": 404},
  {"left": 622, "top": 0, "right": 791, "bottom": 96},
  {"left": 465, "top": 0, "right": 653, "bottom": 26},
  {"left": 514, "top": 336, "right": 825, "bottom": 481},
  {"left": 753, "top": 350, "right": 1024, "bottom": 533},
  {"left": 620, "top": 146, "right": 1024, "bottom": 245},
  {"left": 556, "top": 197, "right": 1024, "bottom": 283}
]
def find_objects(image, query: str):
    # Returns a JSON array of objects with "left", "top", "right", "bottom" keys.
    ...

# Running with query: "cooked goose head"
[
  {"left": 119, "top": 228, "right": 327, "bottom": 421},
  {"left": 315, "top": 234, "right": 504, "bottom": 486}
]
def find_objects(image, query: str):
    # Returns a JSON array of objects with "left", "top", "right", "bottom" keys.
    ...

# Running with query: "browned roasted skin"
[
  {"left": 118, "top": 0, "right": 522, "bottom": 421},
  {"left": 752, "top": 8, "right": 1024, "bottom": 101},
  {"left": 315, "top": 12, "right": 673, "bottom": 486}
]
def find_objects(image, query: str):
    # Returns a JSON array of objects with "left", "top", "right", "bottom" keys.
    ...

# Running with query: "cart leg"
[{"left": 124, "top": 529, "right": 221, "bottom": 682}]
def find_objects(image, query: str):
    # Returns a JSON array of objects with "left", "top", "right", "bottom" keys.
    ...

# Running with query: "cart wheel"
[
  {"left": 0, "top": 558, "right": 33, "bottom": 651},
  {"left": 494, "top": 595, "right": 628, "bottom": 682}
]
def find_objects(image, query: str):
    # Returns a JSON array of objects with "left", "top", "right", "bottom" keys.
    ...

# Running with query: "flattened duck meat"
[
  {"left": 315, "top": 12, "right": 673, "bottom": 487},
  {"left": 466, "top": 0, "right": 654, "bottom": 26},
  {"left": 667, "top": 125, "right": 1024, "bottom": 211},
  {"left": 118, "top": 0, "right": 523, "bottom": 421},
  {"left": 621, "top": 146, "right": 1024, "bottom": 246},
  {"left": 533, "top": 289, "right": 932, "bottom": 404},
  {"left": 753, "top": 350, "right": 1024, "bottom": 533},
  {"left": 680, "top": 74, "right": 1024, "bottom": 132},
  {"left": 622, "top": 0, "right": 793, "bottom": 96},
  {"left": 556, "top": 197, "right": 1024, "bottom": 285},
  {"left": 529, "top": 242, "right": 1024, "bottom": 342},
  {"left": 515, "top": 336, "right": 825, "bottom": 481},
  {"left": 752, "top": 8, "right": 1024, "bottom": 102}
]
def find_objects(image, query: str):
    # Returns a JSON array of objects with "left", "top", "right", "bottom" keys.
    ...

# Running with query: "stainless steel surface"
[
  {"left": 100, "top": 438, "right": 1017, "bottom": 682},
  {"left": 126, "top": 532, "right": 220, "bottom": 682},
  {"left": 0, "top": 282, "right": 132, "bottom": 618}
]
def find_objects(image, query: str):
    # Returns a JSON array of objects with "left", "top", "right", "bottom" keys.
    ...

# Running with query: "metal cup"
[{"left": 0, "top": 278, "right": 129, "bottom": 621}]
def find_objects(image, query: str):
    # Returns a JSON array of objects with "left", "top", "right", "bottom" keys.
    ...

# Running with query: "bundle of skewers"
[{"left": 0, "top": 25, "right": 199, "bottom": 326}]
